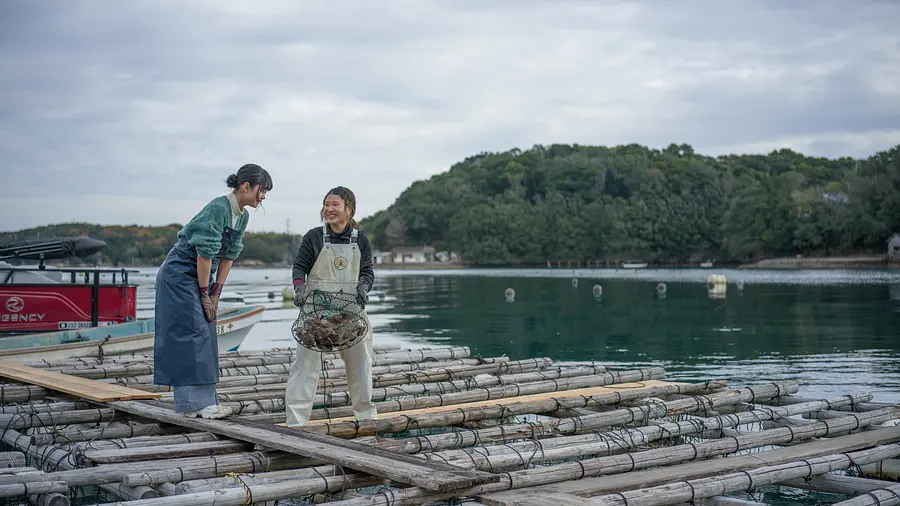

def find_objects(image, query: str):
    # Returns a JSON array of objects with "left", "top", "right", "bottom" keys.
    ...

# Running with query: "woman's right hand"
[
  {"left": 293, "top": 282, "right": 307, "bottom": 308},
  {"left": 200, "top": 292, "right": 217, "bottom": 322}
]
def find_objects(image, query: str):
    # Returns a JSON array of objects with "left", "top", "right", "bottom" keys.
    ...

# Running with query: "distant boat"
[
  {"left": 622, "top": 262, "right": 648, "bottom": 269},
  {"left": 700, "top": 261, "right": 714, "bottom": 268}
]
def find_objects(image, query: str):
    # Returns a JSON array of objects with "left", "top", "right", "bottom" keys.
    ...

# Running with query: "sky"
[{"left": 1, "top": 0, "right": 899, "bottom": 234}]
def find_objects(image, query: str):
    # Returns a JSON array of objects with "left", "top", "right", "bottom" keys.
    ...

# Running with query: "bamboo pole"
[
  {"left": 173, "top": 464, "right": 379, "bottom": 495},
  {"left": 0, "top": 401, "right": 93, "bottom": 414},
  {"left": 829, "top": 483, "right": 900, "bottom": 506},
  {"left": 30, "top": 492, "right": 70, "bottom": 506},
  {"left": 779, "top": 473, "right": 900, "bottom": 496},
  {"left": 0, "top": 481, "right": 68, "bottom": 498},
  {"left": 0, "top": 409, "right": 117, "bottom": 430},
  {"left": 0, "top": 384, "right": 48, "bottom": 403},
  {"left": 0, "top": 452, "right": 26, "bottom": 468},
  {"left": 586, "top": 442, "right": 900, "bottom": 506},
  {"left": 83, "top": 440, "right": 253, "bottom": 465},
  {"left": 58, "top": 432, "right": 220, "bottom": 453},
  {"left": 29, "top": 423, "right": 189, "bottom": 446},
  {"left": 0, "top": 449, "right": 313, "bottom": 489}
]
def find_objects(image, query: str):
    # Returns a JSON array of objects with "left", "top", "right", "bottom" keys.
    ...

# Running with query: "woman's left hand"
[
  {"left": 356, "top": 283, "right": 369, "bottom": 307},
  {"left": 209, "top": 283, "right": 224, "bottom": 314}
]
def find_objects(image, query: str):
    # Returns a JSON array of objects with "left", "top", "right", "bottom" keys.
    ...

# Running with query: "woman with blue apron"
[
  {"left": 154, "top": 164, "right": 273, "bottom": 419},
  {"left": 285, "top": 186, "right": 377, "bottom": 426}
]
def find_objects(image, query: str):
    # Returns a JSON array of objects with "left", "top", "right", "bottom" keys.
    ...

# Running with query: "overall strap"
[
  {"left": 350, "top": 228, "right": 358, "bottom": 244},
  {"left": 322, "top": 225, "right": 330, "bottom": 244}
]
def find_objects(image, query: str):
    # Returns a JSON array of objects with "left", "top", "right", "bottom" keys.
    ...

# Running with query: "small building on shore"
[{"left": 391, "top": 245, "right": 435, "bottom": 264}]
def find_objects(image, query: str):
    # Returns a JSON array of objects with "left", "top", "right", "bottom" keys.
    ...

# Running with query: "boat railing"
[{"left": 0, "top": 265, "right": 139, "bottom": 285}]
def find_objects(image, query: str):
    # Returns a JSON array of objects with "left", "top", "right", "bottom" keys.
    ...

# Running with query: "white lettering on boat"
[{"left": 1, "top": 313, "right": 46, "bottom": 322}]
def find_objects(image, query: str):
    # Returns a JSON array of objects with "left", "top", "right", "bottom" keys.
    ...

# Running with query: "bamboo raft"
[{"left": 0, "top": 344, "right": 896, "bottom": 506}]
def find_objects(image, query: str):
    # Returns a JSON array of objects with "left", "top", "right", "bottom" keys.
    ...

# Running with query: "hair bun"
[{"left": 225, "top": 174, "right": 239, "bottom": 188}]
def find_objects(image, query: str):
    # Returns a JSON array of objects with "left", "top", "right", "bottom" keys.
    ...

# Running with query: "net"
[{"left": 291, "top": 288, "right": 369, "bottom": 352}]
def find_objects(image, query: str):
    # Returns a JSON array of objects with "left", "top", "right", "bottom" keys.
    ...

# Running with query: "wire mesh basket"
[{"left": 291, "top": 288, "right": 368, "bottom": 352}]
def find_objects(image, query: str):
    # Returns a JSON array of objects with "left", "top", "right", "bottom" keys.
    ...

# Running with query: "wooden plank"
[
  {"left": 293, "top": 380, "right": 688, "bottom": 426},
  {"left": 0, "top": 360, "right": 160, "bottom": 402},
  {"left": 109, "top": 399, "right": 499, "bottom": 493},
  {"left": 476, "top": 425, "right": 900, "bottom": 505}
]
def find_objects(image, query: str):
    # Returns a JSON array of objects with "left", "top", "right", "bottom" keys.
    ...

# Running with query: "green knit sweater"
[{"left": 178, "top": 196, "right": 249, "bottom": 260}]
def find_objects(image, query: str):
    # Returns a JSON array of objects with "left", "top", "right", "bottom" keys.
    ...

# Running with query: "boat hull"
[
  {"left": 0, "top": 305, "right": 264, "bottom": 362},
  {"left": 0, "top": 284, "right": 138, "bottom": 333}
]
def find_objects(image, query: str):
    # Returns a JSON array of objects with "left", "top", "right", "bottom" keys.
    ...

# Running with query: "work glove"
[
  {"left": 356, "top": 282, "right": 369, "bottom": 308},
  {"left": 200, "top": 291, "right": 217, "bottom": 322},
  {"left": 293, "top": 280, "right": 307, "bottom": 308},
  {"left": 209, "top": 282, "right": 224, "bottom": 315}
]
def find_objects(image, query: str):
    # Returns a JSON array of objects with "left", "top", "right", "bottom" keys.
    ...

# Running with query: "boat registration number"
[
  {"left": 59, "top": 321, "right": 114, "bottom": 329},
  {"left": 216, "top": 323, "right": 234, "bottom": 335}
]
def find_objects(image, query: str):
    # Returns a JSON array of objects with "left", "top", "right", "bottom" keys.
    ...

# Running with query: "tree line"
[
  {"left": 359, "top": 143, "right": 900, "bottom": 265},
  {"left": 4, "top": 142, "right": 898, "bottom": 267}
]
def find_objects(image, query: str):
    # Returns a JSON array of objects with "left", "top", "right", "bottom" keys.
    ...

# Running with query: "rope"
[{"left": 225, "top": 472, "right": 254, "bottom": 506}]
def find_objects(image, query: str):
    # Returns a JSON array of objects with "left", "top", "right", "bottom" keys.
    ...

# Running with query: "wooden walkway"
[{"left": 0, "top": 344, "right": 896, "bottom": 506}]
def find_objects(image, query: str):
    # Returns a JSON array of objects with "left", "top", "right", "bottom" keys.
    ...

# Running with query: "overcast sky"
[{"left": 1, "top": 0, "right": 898, "bottom": 234}]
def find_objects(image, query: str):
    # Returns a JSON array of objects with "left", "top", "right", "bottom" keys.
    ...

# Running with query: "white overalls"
[{"left": 285, "top": 225, "right": 377, "bottom": 426}]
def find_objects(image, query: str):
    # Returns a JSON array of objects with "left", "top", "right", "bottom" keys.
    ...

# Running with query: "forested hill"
[
  {"left": 359, "top": 143, "right": 900, "bottom": 265},
  {"left": 0, "top": 224, "right": 299, "bottom": 267}
]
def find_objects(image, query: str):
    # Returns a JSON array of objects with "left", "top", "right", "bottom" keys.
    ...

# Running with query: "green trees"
[{"left": 361, "top": 143, "right": 900, "bottom": 265}]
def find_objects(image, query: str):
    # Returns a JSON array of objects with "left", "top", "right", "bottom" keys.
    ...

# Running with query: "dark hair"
[
  {"left": 321, "top": 186, "right": 358, "bottom": 229},
  {"left": 226, "top": 163, "right": 273, "bottom": 192}
]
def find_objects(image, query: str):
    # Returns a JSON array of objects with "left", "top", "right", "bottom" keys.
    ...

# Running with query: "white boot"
[{"left": 184, "top": 404, "right": 233, "bottom": 419}]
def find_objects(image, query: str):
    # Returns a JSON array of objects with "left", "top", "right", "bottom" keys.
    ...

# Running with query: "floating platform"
[{"left": 0, "top": 345, "right": 896, "bottom": 506}]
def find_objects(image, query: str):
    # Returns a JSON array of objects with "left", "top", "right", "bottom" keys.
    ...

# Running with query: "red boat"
[{"left": 0, "top": 237, "right": 138, "bottom": 334}]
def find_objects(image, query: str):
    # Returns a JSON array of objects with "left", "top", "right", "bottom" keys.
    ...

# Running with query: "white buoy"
[
  {"left": 572, "top": 278, "right": 579, "bottom": 288},
  {"left": 592, "top": 284, "right": 603, "bottom": 296},
  {"left": 504, "top": 288, "right": 515, "bottom": 303},
  {"left": 707, "top": 274, "right": 727, "bottom": 298},
  {"left": 281, "top": 287, "right": 294, "bottom": 300},
  {"left": 736, "top": 279, "right": 745, "bottom": 291},
  {"left": 656, "top": 282, "right": 667, "bottom": 294}
]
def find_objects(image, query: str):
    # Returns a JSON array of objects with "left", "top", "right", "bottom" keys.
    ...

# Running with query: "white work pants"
[{"left": 284, "top": 335, "right": 376, "bottom": 426}]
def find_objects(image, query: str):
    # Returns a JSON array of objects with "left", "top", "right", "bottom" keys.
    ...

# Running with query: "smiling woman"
[{"left": 285, "top": 185, "right": 376, "bottom": 427}]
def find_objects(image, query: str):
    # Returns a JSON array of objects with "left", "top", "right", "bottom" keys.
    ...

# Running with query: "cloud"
[{"left": 1, "top": 0, "right": 898, "bottom": 233}]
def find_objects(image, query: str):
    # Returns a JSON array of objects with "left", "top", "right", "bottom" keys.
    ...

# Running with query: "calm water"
[{"left": 133, "top": 266, "right": 900, "bottom": 404}]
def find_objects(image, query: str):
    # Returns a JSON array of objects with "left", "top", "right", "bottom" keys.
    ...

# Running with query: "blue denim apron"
[{"left": 153, "top": 227, "right": 239, "bottom": 386}]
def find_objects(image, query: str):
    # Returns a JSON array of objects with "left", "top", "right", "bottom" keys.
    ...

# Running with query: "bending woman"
[
  {"left": 154, "top": 163, "right": 273, "bottom": 419},
  {"left": 285, "top": 186, "right": 376, "bottom": 426}
]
